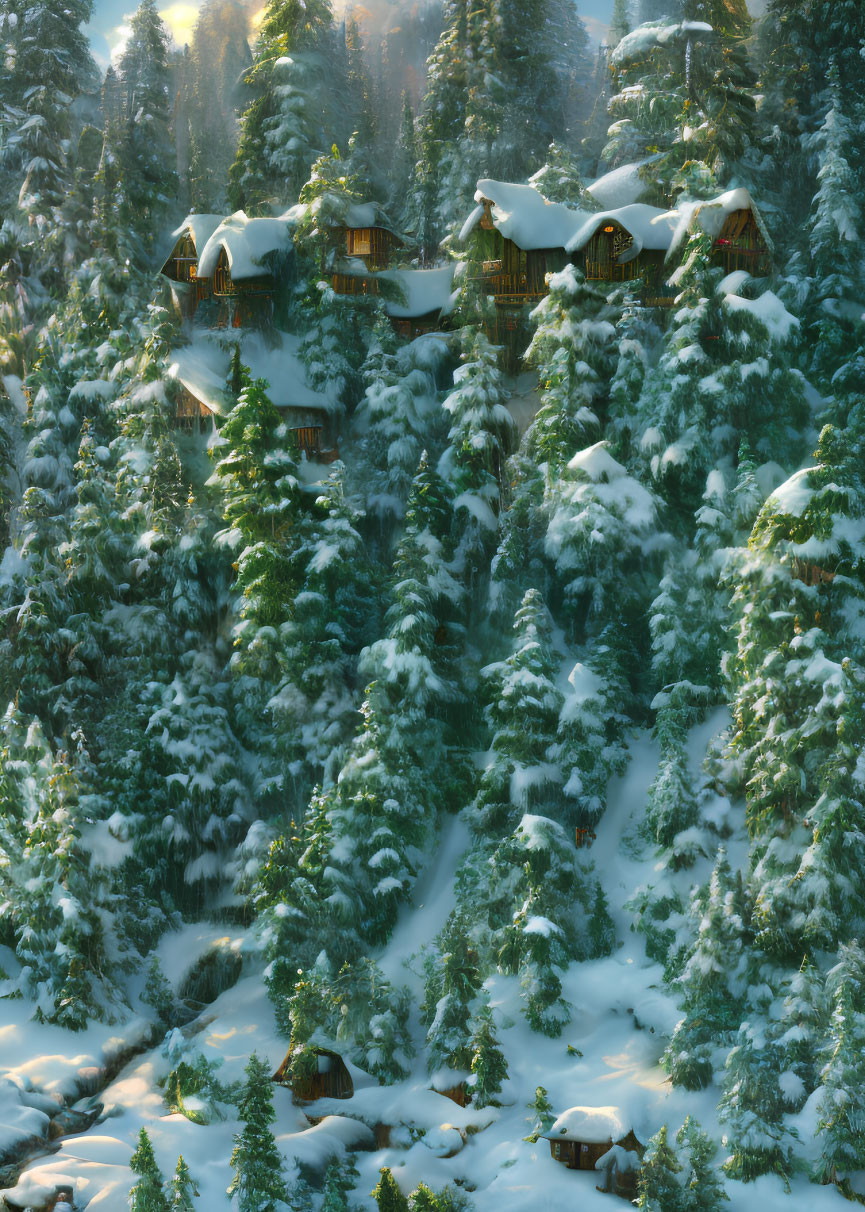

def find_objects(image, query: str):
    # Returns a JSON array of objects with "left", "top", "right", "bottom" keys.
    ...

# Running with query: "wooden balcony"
[{"left": 476, "top": 271, "right": 547, "bottom": 304}]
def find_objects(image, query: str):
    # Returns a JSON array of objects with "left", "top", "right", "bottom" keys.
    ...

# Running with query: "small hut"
[
  {"left": 194, "top": 211, "right": 296, "bottom": 329},
  {"left": 160, "top": 214, "right": 223, "bottom": 320},
  {"left": 167, "top": 330, "right": 339, "bottom": 456},
  {"left": 460, "top": 179, "right": 589, "bottom": 367},
  {"left": 340, "top": 201, "right": 402, "bottom": 271},
  {"left": 273, "top": 1046, "right": 354, "bottom": 1104},
  {"left": 669, "top": 187, "right": 773, "bottom": 278},
  {"left": 566, "top": 205, "right": 680, "bottom": 307},
  {"left": 381, "top": 266, "right": 456, "bottom": 339},
  {"left": 542, "top": 1105, "right": 643, "bottom": 1175}
]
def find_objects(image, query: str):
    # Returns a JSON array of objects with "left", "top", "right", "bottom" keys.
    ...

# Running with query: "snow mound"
[
  {"left": 545, "top": 1105, "right": 631, "bottom": 1143},
  {"left": 587, "top": 159, "right": 660, "bottom": 209}
]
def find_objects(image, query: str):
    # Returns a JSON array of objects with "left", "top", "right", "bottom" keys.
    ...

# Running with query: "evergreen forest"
[{"left": 0, "top": 0, "right": 865, "bottom": 1209}]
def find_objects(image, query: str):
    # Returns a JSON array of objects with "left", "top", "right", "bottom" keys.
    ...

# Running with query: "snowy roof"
[
  {"left": 668, "top": 187, "right": 773, "bottom": 260},
  {"left": 566, "top": 203, "right": 679, "bottom": 260},
  {"left": 464, "top": 180, "right": 593, "bottom": 251},
  {"left": 196, "top": 211, "right": 296, "bottom": 281},
  {"left": 544, "top": 1105, "right": 632, "bottom": 1144},
  {"left": 587, "top": 158, "right": 661, "bottom": 209},
  {"left": 170, "top": 213, "right": 224, "bottom": 253},
  {"left": 379, "top": 266, "right": 458, "bottom": 319},
  {"left": 303, "top": 193, "right": 400, "bottom": 235},
  {"left": 168, "top": 329, "right": 337, "bottom": 417}
]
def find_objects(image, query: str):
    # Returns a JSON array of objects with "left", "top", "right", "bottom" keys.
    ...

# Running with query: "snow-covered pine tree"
[
  {"left": 469, "top": 587, "right": 563, "bottom": 835},
  {"left": 438, "top": 327, "right": 517, "bottom": 608},
  {"left": 113, "top": 0, "right": 177, "bottom": 253},
  {"left": 524, "top": 1085, "right": 555, "bottom": 1142},
  {"left": 666, "top": 847, "right": 749, "bottom": 1089},
  {"left": 168, "top": 1156, "right": 198, "bottom": 1212},
  {"left": 637, "top": 1124, "right": 683, "bottom": 1212},
  {"left": 423, "top": 912, "right": 483, "bottom": 1076},
  {"left": 525, "top": 265, "right": 618, "bottom": 476},
  {"left": 229, "top": 0, "right": 338, "bottom": 211},
  {"left": 129, "top": 1128, "right": 169, "bottom": 1212},
  {"left": 719, "top": 1022, "right": 797, "bottom": 1184},
  {"left": 469, "top": 1003, "right": 509, "bottom": 1107},
  {"left": 0, "top": 0, "right": 97, "bottom": 250},
  {"left": 545, "top": 440, "right": 667, "bottom": 646},
  {"left": 814, "top": 943, "right": 865, "bottom": 1190},
  {"left": 228, "top": 1053, "right": 286, "bottom": 1212},
  {"left": 676, "top": 1117, "right": 728, "bottom": 1211}
]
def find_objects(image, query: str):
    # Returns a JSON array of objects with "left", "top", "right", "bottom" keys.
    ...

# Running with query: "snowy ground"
[{"left": 0, "top": 716, "right": 850, "bottom": 1211}]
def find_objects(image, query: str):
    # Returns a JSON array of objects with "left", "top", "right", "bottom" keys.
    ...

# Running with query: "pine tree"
[
  {"left": 424, "top": 912, "right": 483, "bottom": 1075},
  {"left": 676, "top": 1117, "right": 728, "bottom": 1212},
  {"left": 524, "top": 1085, "right": 555, "bottom": 1142},
  {"left": 637, "top": 1124, "right": 683, "bottom": 1212},
  {"left": 469, "top": 1004, "right": 508, "bottom": 1107},
  {"left": 229, "top": 0, "right": 339, "bottom": 211},
  {"left": 372, "top": 1168, "right": 410, "bottom": 1212},
  {"left": 228, "top": 1053, "right": 286, "bottom": 1212},
  {"left": 719, "top": 1024, "right": 797, "bottom": 1184},
  {"left": 814, "top": 945, "right": 865, "bottom": 1189},
  {"left": 114, "top": 0, "right": 177, "bottom": 251},
  {"left": 129, "top": 1128, "right": 169, "bottom": 1212},
  {"left": 525, "top": 265, "right": 618, "bottom": 476},
  {"left": 168, "top": 1156, "right": 198, "bottom": 1212}
]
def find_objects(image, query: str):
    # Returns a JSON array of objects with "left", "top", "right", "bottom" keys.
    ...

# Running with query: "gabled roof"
[
  {"left": 566, "top": 204, "right": 679, "bottom": 260},
  {"left": 171, "top": 213, "right": 224, "bottom": 253},
  {"left": 668, "top": 186, "right": 773, "bottom": 260},
  {"left": 196, "top": 211, "right": 296, "bottom": 281},
  {"left": 462, "top": 180, "right": 593, "bottom": 251},
  {"left": 168, "top": 329, "right": 337, "bottom": 417}
]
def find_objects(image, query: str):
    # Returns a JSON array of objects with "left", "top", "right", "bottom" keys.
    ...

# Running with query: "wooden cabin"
[
  {"left": 474, "top": 199, "right": 568, "bottom": 304},
  {"left": 543, "top": 1106, "right": 644, "bottom": 1186},
  {"left": 209, "top": 247, "right": 276, "bottom": 329},
  {"left": 174, "top": 384, "right": 214, "bottom": 434},
  {"left": 711, "top": 207, "right": 770, "bottom": 276},
  {"left": 567, "top": 205, "right": 680, "bottom": 309},
  {"left": 274, "top": 1047, "right": 354, "bottom": 1104},
  {"left": 344, "top": 225, "right": 401, "bottom": 271},
  {"left": 160, "top": 215, "right": 223, "bottom": 321}
]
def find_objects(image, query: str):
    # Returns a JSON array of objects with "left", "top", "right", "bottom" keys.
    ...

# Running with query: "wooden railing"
[
  {"left": 584, "top": 260, "right": 641, "bottom": 282},
  {"left": 478, "top": 271, "right": 547, "bottom": 302}
]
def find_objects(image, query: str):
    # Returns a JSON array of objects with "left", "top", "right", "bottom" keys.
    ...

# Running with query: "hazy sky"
[{"left": 85, "top": 0, "right": 617, "bottom": 66}]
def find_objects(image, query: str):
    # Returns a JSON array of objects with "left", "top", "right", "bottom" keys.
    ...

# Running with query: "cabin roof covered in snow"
[
  {"left": 544, "top": 1105, "right": 632, "bottom": 1143},
  {"left": 168, "top": 329, "right": 337, "bottom": 416},
  {"left": 170, "top": 213, "right": 224, "bottom": 253},
  {"left": 565, "top": 203, "right": 679, "bottom": 260},
  {"left": 464, "top": 180, "right": 592, "bottom": 251},
  {"left": 378, "top": 266, "right": 458, "bottom": 318},
  {"left": 668, "top": 186, "right": 773, "bottom": 259},
  {"left": 196, "top": 211, "right": 296, "bottom": 281}
]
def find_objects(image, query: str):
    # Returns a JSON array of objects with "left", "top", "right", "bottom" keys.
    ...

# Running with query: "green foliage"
[
  {"left": 228, "top": 1053, "right": 286, "bottom": 1212},
  {"left": 129, "top": 1128, "right": 169, "bottom": 1212}
]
